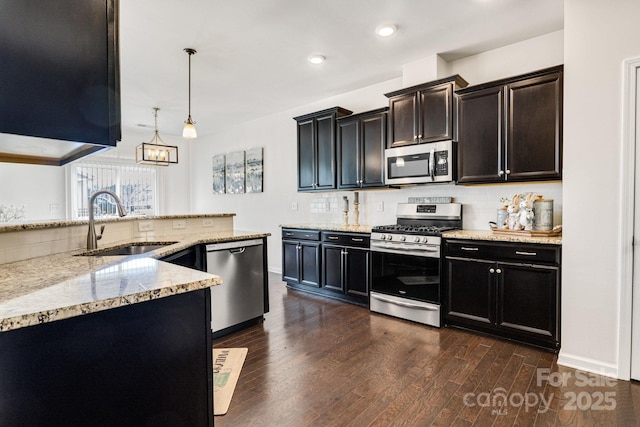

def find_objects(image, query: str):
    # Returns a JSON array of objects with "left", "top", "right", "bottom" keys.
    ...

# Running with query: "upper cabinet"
[
  {"left": 456, "top": 66, "right": 563, "bottom": 184},
  {"left": 294, "top": 107, "right": 352, "bottom": 192},
  {"left": 0, "top": 0, "right": 121, "bottom": 166},
  {"left": 337, "top": 108, "right": 387, "bottom": 190},
  {"left": 384, "top": 75, "right": 468, "bottom": 148}
]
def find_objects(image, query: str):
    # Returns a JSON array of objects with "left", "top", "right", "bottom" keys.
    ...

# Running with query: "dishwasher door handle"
[{"left": 229, "top": 248, "right": 246, "bottom": 254}]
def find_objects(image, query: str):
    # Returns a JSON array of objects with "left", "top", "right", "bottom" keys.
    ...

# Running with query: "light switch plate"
[
  {"left": 291, "top": 202, "right": 298, "bottom": 211},
  {"left": 377, "top": 202, "right": 384, "bottom": 212},
  {"left": 172, "top": 220, "right": 186, "bottom": 230}
]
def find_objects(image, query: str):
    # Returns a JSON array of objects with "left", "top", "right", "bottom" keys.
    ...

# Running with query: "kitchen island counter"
[{"left": 0, "top": 228, "right": 268, "bottom": 426}]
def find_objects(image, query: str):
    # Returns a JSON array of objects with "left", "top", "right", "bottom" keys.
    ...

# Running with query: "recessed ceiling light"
[
  {"left": 376, "top": 24, "right": 397, "bottom": 37},
  {"left": 308, "top": 55, "right": 326, "bottom": 65}
]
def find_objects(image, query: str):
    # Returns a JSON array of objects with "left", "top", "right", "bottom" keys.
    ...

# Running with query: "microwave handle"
[{"left": 429, "top": 148, "right": 435, "bottom": 181}]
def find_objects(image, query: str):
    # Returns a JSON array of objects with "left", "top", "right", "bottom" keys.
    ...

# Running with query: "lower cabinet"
[
  {"left": 282, "top": 229, "right": 321, "bottom": 288},
  {"left": 282, "top": 228, "right": 370, "bottom": 306},
  {"left": 443, "top": 239, "right": 560, "bottom": 351}
]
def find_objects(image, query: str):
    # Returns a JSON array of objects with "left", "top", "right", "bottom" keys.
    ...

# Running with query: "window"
[{"left": 70, "top": 162, "right": 158, "bottom": 219}]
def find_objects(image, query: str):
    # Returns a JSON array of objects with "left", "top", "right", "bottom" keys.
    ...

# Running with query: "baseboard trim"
[{"left": 557, "top": 351, "right": 619, "bottom": 379}]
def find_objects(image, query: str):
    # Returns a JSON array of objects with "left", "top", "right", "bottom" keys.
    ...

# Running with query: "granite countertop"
[
  {"left": 281, "top": 223, "right": 372, "bottom": 233},
  {"left": 0, "top": 230, "right": 269, "bottom": 332},
  {"left": 442, "top": 229, "right": 562, "bottom": 245},
  {"left": 0, "top": 213, "right": 236, "bottom": 233}
]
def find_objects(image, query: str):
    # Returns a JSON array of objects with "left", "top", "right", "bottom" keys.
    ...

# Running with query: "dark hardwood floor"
[{"left": 213, "top": 273, "right": 640, "bottom": 426}]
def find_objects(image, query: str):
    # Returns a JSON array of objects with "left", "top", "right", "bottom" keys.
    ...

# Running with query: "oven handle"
[
  {"left": 370, "top": 294, "right": 438, "bottom": 311},
  {"left": 370, "top": 244, "right": 439, "bottom": 253}
]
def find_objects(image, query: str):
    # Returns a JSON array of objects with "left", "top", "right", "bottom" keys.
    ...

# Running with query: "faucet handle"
[{"left": 97, "top": 224, "right": 105, "bottom": 241}]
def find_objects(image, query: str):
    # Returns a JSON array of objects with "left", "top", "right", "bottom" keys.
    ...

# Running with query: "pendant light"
[
  {"left": 182, "top": 48, "right": 197, "bottom": 138},
  {"left": 136, "top": 107, "right": 178, "bottom": 165}
]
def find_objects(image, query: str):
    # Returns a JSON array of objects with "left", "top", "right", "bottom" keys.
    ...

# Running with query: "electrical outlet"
[
  {"left": 203, "top": 218, "right": 214, "bottom": 227},
  {"left": 291, "top": 202, "right": 298, "bottom": 211},
  {"left": 138, "top": 221, "right": 153, "bottom": 232},
  {"left": 377, "top": 202, "right": 384, "bottom": 212},
  {"left": 172, "top": 220, "right": 186, "bottom": 230}
]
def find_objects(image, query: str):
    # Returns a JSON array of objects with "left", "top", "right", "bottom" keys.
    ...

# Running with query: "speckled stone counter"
[
  {"left": 442, "top": 229, "right": 562, "bottom": 245},
  {"left": 0, "top": 213, "right": 235, "bottom": 233},
  {"left": 281, "top": 223, "right": 372, "bottom": 233},
  {"left": 0, "top": 229, "right": 269, "bottom": 332}
]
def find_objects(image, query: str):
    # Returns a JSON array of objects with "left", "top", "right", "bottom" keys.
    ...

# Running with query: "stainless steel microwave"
[{"left": 384, "top": 140, "right": 454, "bottom": 185}]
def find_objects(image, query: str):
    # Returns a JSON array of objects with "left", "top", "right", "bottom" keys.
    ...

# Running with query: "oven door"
[{"left": 370, "top": 249, "right": 441, "bottom": 304}]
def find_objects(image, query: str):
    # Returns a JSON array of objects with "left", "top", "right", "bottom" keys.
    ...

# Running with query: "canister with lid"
[{"left": 533, "top": 199, "right": 553, "bottom": 230}]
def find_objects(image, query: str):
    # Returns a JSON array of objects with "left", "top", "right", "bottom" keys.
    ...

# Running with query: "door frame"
[{"left": 619, "top": 57, "right": 640, "bottom": 380}]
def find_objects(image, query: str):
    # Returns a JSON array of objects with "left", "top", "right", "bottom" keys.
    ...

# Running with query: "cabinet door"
[
  {"left": 506, "top": 73, "right": 563, "bottom": 181},
  {"left": 388, "top": 93, "right": 418, "bottom": 147},
  {"left": 445, "top": 258, "right": 494, "bottom": 324},
  {"left": 496, "top": 263, "right": 559, "bottom": 341},
  {"left": 297, "top": 119, "right": 316, "bottom": 191},
  {"left": 282, "top": 240, "right": 301, "bottom": 283},
  {"left": 419, "top": 83, "right": 453, "bottom": 143},
  {"left": 315, "top": 114, "right": 336, "bottom": 190},
  {"left": 344, "top": 247, "right": 370, "bottom": 297},
  {"left": 337, "top": 118, "right": 360, "bottom": 189},
  {"left": 360, "top": 113, "right": 386, "bottom": 188},
  {"left": 300, "top": 241, "right": 321, "bottom": 287},
  {"left": 322, "top": 245, "right": 344, "bottom": 292},
  {"left": 457, "top": 86, "right": 505, "bottom": 184}
]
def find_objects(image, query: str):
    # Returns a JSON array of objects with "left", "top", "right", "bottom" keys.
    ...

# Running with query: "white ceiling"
[{"left": 119, "top": 0, "right": 563, "bottom": 138}]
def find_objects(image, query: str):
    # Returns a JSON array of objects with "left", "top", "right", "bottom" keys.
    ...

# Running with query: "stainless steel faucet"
[{"left": 87, "top": 190, "right": 127, "bottom": 250}]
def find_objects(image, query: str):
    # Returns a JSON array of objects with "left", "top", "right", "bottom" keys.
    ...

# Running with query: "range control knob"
[
  {"left": 379, "top": 234, "right": 387, "bottom": 240},
  {"left": 400, "top": 236, "right": 406, "bottom": 242},
  {"left": 414, "top": 237, "right": 421, "bottom": 243}
]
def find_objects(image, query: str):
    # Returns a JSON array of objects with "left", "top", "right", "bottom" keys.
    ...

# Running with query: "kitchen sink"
[{"left": 78, "top": 242, "right": 178, "bottom": 257}]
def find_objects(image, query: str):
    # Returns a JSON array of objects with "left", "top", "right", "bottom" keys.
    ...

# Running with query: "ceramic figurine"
[
  {"left": 506, "top": 194, "right": 522, "bottom": 230},
  {"left": 518, "top": 193, "right": 536, "bottom": 230}
]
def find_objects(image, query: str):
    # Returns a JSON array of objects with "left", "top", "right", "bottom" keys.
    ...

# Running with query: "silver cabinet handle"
[
  {"left": 515, "top": 251, "right": 537, "bottom": 256},
  {"left": 327, "top": 236, "right": 339, "bottom": 240},
  {"left": 351, "top": 238, "right": 364, "bottom": 242},
  {"left": 461, "top": 247, "right": 479, "bottom": 251}
]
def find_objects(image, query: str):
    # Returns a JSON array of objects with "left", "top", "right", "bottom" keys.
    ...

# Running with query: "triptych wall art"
[{"left": 212, "top": 147, "right": 263, "bottom": 194}]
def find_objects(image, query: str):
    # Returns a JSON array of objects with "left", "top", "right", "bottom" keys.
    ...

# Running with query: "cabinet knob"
[
  {"left": 489, "top": 268, "right": 495, "bottom": 273},
  {"left": 418, "top": 134, "right": 422, "bottom": 139},
  {"left": 498, "top": 170, "right": 505, "bottom": 176},
  {"left": 496, "top": 268, "right": 502, "bottom": 274},
  {"left": 505, "top": 170, "right": 511, "bottom": 175}
]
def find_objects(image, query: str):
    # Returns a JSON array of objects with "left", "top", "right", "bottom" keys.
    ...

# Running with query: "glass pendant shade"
[
  {"left": 182, "top": 117, "right": 197, "bottom": 138},
  {"left": 136, "top": 108, "right": 178, "bottom": 166}
]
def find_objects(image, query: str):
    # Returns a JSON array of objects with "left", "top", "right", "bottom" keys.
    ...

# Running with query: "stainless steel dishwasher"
[{"left": 206, "top": 239, "right": 265, "bottom": 335}]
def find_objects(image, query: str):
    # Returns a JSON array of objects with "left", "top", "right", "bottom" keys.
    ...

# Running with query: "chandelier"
[{"left": 135, "top": 107, "right": 178, "bottom": 165}]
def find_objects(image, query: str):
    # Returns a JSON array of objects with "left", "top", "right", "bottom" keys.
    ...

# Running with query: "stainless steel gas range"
[{"left": 369, "top": 203, "right": 462, "bottom": 327}]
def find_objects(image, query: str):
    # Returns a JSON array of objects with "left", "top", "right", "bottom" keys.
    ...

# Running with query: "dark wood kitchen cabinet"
[
  {"left": 456, "top": 65, "right": 563, "bottom": 184},
  {"left": 384, "top": 75, "right": 468, "bottom": 147},
  {"left": 322, "top": 231, "right": 370, "bottom": 305},
  {"left": 0, "top": 0, "right": 121, "bottom": 165},
  {"left": 337, "top": 108, "right": 387, "bottom": 189},
  {"left": 443, "top": 239, "right": 561, "bottom": 351},
  {"left": 294, "top": 107, "right": 352, "bottom": 191},
  {"left": 282, "top": 229, "right": 322, "bottom": 288}
]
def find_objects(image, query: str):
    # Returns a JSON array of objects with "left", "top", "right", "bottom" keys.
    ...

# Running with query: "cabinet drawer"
[
  {"left": 322, "top": 232, "right": 370, "bottom": 248},
  {"left": 445, "top": 240, "right": 560, "bottom": 265},
  {"left": 282, "top": 229, "right": 321, "bottom": 241}
]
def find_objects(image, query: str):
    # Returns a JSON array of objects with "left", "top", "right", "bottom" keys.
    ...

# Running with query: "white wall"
[
  {"left": 558, "top": 0, "right": 640, "bottom": 378},
  {"left": 0, "top": 162, "right": 66, "bottom": 221},
  {"left": 189, "top": 32, "right": 564, "bottom": 276}
]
